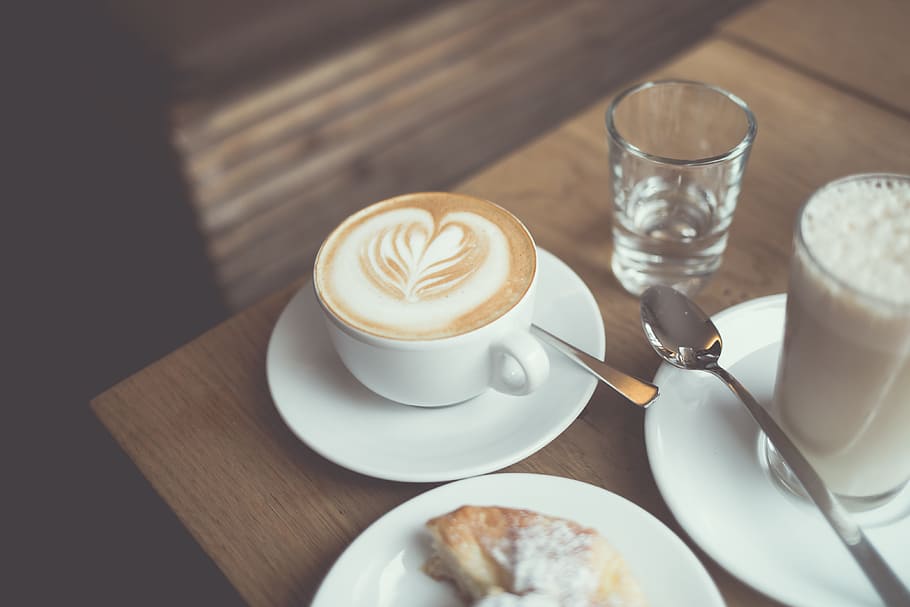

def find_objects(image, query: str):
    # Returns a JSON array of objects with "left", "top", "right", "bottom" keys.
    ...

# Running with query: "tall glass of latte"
[{"left": 767, "top": 174, "right": 910, "bottom": 509}]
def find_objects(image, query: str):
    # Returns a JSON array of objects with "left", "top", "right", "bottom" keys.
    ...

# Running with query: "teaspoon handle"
[
  {"left": 530, "top": 324, "right": 659, "bottom": 408},
  {"left": 708, "top": 365, "right": 910, "bottom": 607}
]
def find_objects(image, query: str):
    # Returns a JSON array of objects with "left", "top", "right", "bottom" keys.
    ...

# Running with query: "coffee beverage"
[
  {"left": 771, "top": 175, "right": 910, "bottom": 503},
  {"left": 312, "top": 192, "right": 548, "bottom": 406},
  {"left": 314, "top": 192, "right": 537, "bottom": 340}
]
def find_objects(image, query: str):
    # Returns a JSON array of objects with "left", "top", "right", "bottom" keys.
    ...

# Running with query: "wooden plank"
[
  {"left": 181, "top": 0, "right": 567, "bottom": 228},
  {"left": 720, "top": 0, "right": 910, "bottom": 115},
  {"left": 174, "top": 0, "right": 544, "bottom": 154},
  {"left": 108, "top": 0, "right": 450, "bottom": 98},
  {"left": 92, "top": 38, "right": 910, "bottom": 607},
  {"left": 194, "top": 0, "right": 751, "bottom": 310}
]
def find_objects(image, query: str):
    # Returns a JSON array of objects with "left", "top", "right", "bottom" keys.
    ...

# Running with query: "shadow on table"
[{"left": 10, "top": 2, "right": 239, "bottom": 605}]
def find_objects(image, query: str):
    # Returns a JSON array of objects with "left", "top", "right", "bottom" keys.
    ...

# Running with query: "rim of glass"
[
  {"left": 605, "top": 79, "right": 757, "bottom": 167},
  {"left": 796, "top": 173, "right": 910, "bottom": 311}
]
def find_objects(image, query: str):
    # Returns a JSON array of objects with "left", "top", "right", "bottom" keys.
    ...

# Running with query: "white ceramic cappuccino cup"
[{"left": 313, "top": 193, "right": 550, "bottom": 407}]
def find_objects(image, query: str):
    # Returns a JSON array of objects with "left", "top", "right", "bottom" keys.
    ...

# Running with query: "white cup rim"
[{"left": 312, "top": 192, "right": 540, "bottom": 349}]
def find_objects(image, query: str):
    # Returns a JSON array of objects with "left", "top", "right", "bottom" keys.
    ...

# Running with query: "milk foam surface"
[
  {"left": 801, "top": 176, "right": 910, "bottom": 305},
  {"left": 315, "top": 193, "right": 535, "bottom": 340}
]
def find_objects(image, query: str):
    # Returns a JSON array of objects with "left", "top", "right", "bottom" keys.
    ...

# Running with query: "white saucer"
[
  {"left": 645, "top": 294, "right": 910, "bottom": 607},
  {"left": 266, "top": 248, "right": 604, "bottom": 482},
  {"left": 311, "top": 473, "right": 725, "bottom": 606}
]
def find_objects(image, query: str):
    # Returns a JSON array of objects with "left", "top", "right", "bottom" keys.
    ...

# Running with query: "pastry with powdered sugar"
[{"left": 424, "top": 505, "right": 647, "bottom": 606}]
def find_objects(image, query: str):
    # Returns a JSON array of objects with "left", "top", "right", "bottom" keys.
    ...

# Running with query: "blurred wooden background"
[{"left": 111, "top": 0, "right": 754, "bottom": 312}]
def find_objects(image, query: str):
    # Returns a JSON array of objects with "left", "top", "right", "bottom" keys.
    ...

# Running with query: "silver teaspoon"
[
  {"left": 639, "top": 285, "right": 910, "bottom": 607},
  {"left": 530, "top": 324, "right": 658, "bottom": 407}
]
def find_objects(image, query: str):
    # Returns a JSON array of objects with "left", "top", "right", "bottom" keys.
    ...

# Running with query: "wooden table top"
[
  {"left": 719, "top": 0, "right": 910, "bottom": 116},
  {"left": 92, "top": 8, "right": 910, "bottom": 607}
]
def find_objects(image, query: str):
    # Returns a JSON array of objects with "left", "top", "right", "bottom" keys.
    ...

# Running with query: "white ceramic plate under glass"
[
  {"left": 645, "top": 294, "right": 910, "bottom": 607},
  {"left": 311, "top": 473, "right": 725, "bottom": 606},
  {"left": 266, "top": 249, "right": 603, "bottom": 482}
]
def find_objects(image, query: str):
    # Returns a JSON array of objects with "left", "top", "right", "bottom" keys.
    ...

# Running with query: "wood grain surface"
[
  {"left": 172, "top": 0, "right": 751, "bottom": 310},
  {"left": 719, "top": 0, "right": 910, "bottom": 116},
  {"left": 92, "top": 35, "right": 910, "bottom": 607}
]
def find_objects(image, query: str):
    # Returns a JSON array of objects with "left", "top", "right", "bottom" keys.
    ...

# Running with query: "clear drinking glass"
[
  {"left": 766, "top": 174, "right": 910, "bottom": 510},
  {"left": 605, "top": 80, "right": 757, "bottom": 296}
]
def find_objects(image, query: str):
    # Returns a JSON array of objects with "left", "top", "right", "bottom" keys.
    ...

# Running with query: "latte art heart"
[
  {"left": 361, "top": 220, "right": 488, "bottom": 302},
  {"left": 314, "top": 193, "right": 536, "bottom": 340}
]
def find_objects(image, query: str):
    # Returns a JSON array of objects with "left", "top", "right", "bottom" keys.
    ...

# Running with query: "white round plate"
[
  {"left": 311, "top": 473, "right": 724, "bottom": 606},
  {"left": 645, "top": 294, "right": 910, "bottom": 607},
  {"left": 266, "top": 248, "right": 603, "bottom": 482}
]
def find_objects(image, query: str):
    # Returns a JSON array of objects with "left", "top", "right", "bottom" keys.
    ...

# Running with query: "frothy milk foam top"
[
  {"left": 794, "top": 176, "right": 910, "bottom": 347},
  {"left": 801, "top": 176, "right": 910, "bottom": 305},
  {"left": 315, "top": 193, "right": 536, "bottom": 340}
]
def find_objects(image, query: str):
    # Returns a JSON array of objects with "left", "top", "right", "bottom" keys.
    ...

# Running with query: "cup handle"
[{"left": 490, "top": 330, "right": 550, "bottom": 396}]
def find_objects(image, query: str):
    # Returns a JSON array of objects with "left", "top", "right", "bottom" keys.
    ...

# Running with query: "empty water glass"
[{"left": 605, "top": 80, "right": 756, "bottom": 296}]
